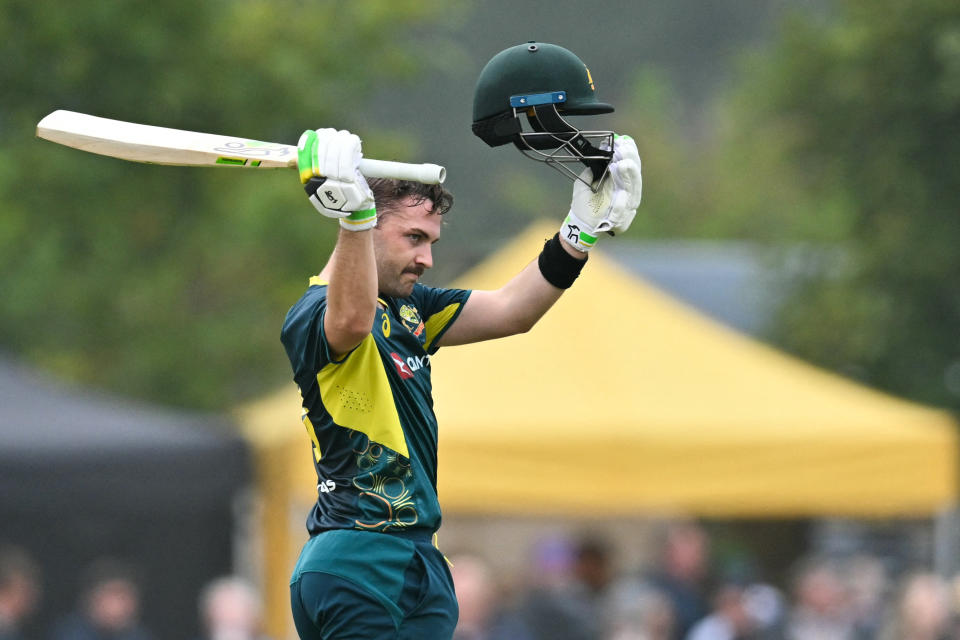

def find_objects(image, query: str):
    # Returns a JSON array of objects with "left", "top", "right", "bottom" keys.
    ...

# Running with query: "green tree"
[
  {"left": 0, "top": 0, "right": 464, "bottom": 408},
  {"left": 712, "top": 0, "right": 960, "bottom": 408},
  {"left": 613, "top": 68, "right": 732, "bottom": 239}
]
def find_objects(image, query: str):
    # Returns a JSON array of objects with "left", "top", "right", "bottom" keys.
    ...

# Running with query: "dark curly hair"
[{"left": 367, "top": 178, "right": 453, "bottom": 218}]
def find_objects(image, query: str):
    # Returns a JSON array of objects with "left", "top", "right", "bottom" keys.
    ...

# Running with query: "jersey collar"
[{"left": 308, "top": 276, "right": 389, "bottom": 308}]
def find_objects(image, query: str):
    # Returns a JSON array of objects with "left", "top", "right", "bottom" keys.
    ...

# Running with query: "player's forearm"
[
  {"left": 323, "top": 228, "right": 378, "bottom": 355},
  {"left": 497, "top": 259, "right": 569, "bottom": 333},
  {"left": 498, "top": 237, "right": 587, "bottom": 334},
  {"left": 559, "top": 237, "right": 588, "bottom": 260},
  {"left": 439, "top": 260, "right": 568, "bottom": 346}
]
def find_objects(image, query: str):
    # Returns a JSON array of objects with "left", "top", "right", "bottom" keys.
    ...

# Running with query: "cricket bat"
[{"left": 36, "top": 110, "right": 446, "bottom": 184}]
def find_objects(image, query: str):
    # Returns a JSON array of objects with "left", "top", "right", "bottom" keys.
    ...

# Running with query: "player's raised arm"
[
  {"left": 437, "top": 135, "right": 642, "bottom": 347},
  {"left": 297, "top": 128, "right": 379, "bottom": 357}
]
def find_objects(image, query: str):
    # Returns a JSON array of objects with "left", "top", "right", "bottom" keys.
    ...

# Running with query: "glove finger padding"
[
  {"left": 325, "top": 130, "right": 362, "bottom": 183},
  {"left": 561, "top": 167, "right": 614, "bottom": 251},
  {"left": 603, "top": 189, "right": 628, "bottom": 232},
  {"left": 559, "top": 134, "right": 643, "bottom": 251},
  {"left": 297, "top": 128, "right": 376, "bottom": 228},
  {"left": 617, "top": 159, "right": 643, "bottom": 209},
  {"left": 606, "top": 157, "right": 642, "bottom": 234},
  {"left": 612, "top": 134, "right": 639, "bottom": 163},
  {"left": 305, "top": 128, "right": 359, "bottom": 183},
  {"left": 311, "top": 128, "right": 337, "bottom": 179},
  {"left": 612, "top": 136, "right": 642, "bottom": 205}
]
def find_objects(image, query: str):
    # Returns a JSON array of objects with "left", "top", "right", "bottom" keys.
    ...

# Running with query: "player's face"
[{"left": 373, "top": 197, "right": 442, "bottom": 298}]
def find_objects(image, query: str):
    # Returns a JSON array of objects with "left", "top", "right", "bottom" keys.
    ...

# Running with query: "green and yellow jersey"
[{"left": 281, "top": 276, "right": 470, "bottom": 537}]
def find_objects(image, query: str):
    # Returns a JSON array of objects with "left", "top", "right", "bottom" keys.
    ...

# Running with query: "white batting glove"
[
  {"left": 297, "top": 128, "right": 377, "bottom": 231},
  {"left": 560, "top": 134, "right": 643, "bottom": 252}
]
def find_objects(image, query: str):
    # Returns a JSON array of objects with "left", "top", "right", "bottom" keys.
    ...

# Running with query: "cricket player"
[{"left": 281, "top": 42, "right": 642, "bottom": 640}]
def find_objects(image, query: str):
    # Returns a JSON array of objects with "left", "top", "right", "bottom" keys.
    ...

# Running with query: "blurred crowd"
[
  {"left": 449, "top": 522, "right": 960, "bottom": 640},
  {"left": 0, "top": 544, "right": 272, "bottom": 640},
  {"left": 5, "top": 524, "right": 960, "bottom": 640}
]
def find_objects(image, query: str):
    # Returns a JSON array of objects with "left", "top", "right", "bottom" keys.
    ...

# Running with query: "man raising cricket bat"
[{"left": 281, "top": 42, "right": 642, "bottom": 640}]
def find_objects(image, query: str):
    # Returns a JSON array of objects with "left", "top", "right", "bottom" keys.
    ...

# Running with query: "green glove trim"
[
  {"left": 578, "top": 229, "right": 598, "bottom": 246},
  {"left": 561, "top": 213, "right": 599, "bottom": 252},
  {"left": 339, "top": 207, "right": 378, "bottom": 231},
  {"left": 346, "top": 207, "right": 377, "bottom": 222},
  {"left": 297, "top": 130, "right": 318, "bottom": 184}
]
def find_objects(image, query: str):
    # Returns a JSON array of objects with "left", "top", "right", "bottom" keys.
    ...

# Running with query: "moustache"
[{"left": 403, "top": 267, "right": 425, "bottom": 277}]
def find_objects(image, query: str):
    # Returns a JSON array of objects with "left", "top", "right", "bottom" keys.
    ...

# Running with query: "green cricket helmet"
[{"left": 472, "top": 42, "right": 615, "bottom": 185}]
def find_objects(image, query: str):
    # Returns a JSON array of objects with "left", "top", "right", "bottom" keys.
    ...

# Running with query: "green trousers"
[{"left": 290, "top": 529, "right": 458, "bottom": 639}]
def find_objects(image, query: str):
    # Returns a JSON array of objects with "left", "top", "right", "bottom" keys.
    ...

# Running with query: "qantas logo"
[
  {"left": 390, "top": 352, "right": 414, "bottom": 379},
  {"left": 390, "top": 352, "right": 429, "bottom": 380}
]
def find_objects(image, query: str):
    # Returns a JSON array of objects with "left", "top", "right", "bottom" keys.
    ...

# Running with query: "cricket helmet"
[{"left": 472, "top": 41, "right": 615, "bottom": 185}]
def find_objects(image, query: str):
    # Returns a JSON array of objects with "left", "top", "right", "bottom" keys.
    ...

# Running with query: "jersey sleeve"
[
  {"left": 281, "top": 285, "right": 342, "bottom": 379},
  {"left": 410, "top": 284, "right": 472, "bottom": 354}
]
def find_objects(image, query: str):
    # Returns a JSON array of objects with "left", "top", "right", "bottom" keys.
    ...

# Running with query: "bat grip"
[{"left": 357, "top": 159, "right": 446, "bottom": 185}]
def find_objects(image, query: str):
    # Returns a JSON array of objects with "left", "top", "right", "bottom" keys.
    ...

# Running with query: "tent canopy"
[{"left": 430, "top": 223, "right": 957, "bottom": 518}]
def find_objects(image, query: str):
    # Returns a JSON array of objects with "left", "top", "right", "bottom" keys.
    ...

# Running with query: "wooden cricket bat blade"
[{"left": 36, "top": 110, "right": 446, "bottom": 184}]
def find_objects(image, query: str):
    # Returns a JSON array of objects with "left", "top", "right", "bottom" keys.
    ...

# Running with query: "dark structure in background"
[{"left": 0, "top": 356, "right": 251, "bottom": 640}]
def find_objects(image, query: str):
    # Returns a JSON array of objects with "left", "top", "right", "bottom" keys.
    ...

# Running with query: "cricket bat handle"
[{"left": 357, "top": 159, "right": 446, "bottom": 184}]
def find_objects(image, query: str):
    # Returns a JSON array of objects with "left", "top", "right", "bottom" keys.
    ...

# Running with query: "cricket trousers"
[{"left": 290, "top": 529, "right": 458, "bottom": 640}]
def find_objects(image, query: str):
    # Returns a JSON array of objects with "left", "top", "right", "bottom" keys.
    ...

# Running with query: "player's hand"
[
  {"left": 297, "top": 128, "right": 377, "bottom": 231},
  {"left": 560, "top": 134, "right": 642, "bottom": 252}
]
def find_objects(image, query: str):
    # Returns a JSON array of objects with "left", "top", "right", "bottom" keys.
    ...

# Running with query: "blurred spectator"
[
  {"left": 575, "top": 535, "right": 617, "bottom": 635},
  {"left": 740, "top": 583, "right": 785, "bottom": 637},
  {"left": 196, "top": 576, "right": 272, "bottom": 640},
  {"left": 780, "top": 558, "right": 853, "bottom": 640},
  {"left": 606, "top": 580, "right": 675, "bottom": 640},
  {"left": 575, "top": 536, "right": 615, "bottom": 600},
  {"left": 877, "top": 572, "right": 952, "bottom": 640},
  {"left": 48, "top": 558, "right": 152, "bottom": 640},
  {"left": 449, "top": 554, "right": 532, "bottom": 640},
  {"left": 514, "top": 534, "right": 608, "bottom": 640},
  {"left": 843, "top": 555, "right": 888, "bottom": 640},
  {"left": 645, "top": 522, "right": 712, "bottom": 640},
  {"left": 685, "top": 582, "right": 758, "bottom": 640},
  {"left": 0, "top": 545, "right": 41, "bottom": 640}
]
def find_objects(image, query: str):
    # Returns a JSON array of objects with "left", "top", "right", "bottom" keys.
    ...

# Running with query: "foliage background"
[
  {"left": 1, "top": 0, "right": 464, "bottom": 407},
  {"left": 2, "top": 0, "right": 958, "bottom": 414}
]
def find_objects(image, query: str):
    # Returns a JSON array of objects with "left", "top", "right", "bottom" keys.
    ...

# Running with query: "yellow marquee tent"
[
  {"left": 430, "top": 223, "right": 957, "bottom": 518},
  {"left": 239, "top": 222, "right": 957, "bottom": 637}
]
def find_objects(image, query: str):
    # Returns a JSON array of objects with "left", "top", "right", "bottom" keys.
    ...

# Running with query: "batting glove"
[
  {"left": 297, "top": 128, "right": 377, "bottom": 231},
  {"left": 560, "top": 134, "right": 643, "bottom": 252}
]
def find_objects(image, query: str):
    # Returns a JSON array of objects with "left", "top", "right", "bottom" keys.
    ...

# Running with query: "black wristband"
[{"left": 538, "top": 233, "right": 588, "bottom": 289}]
